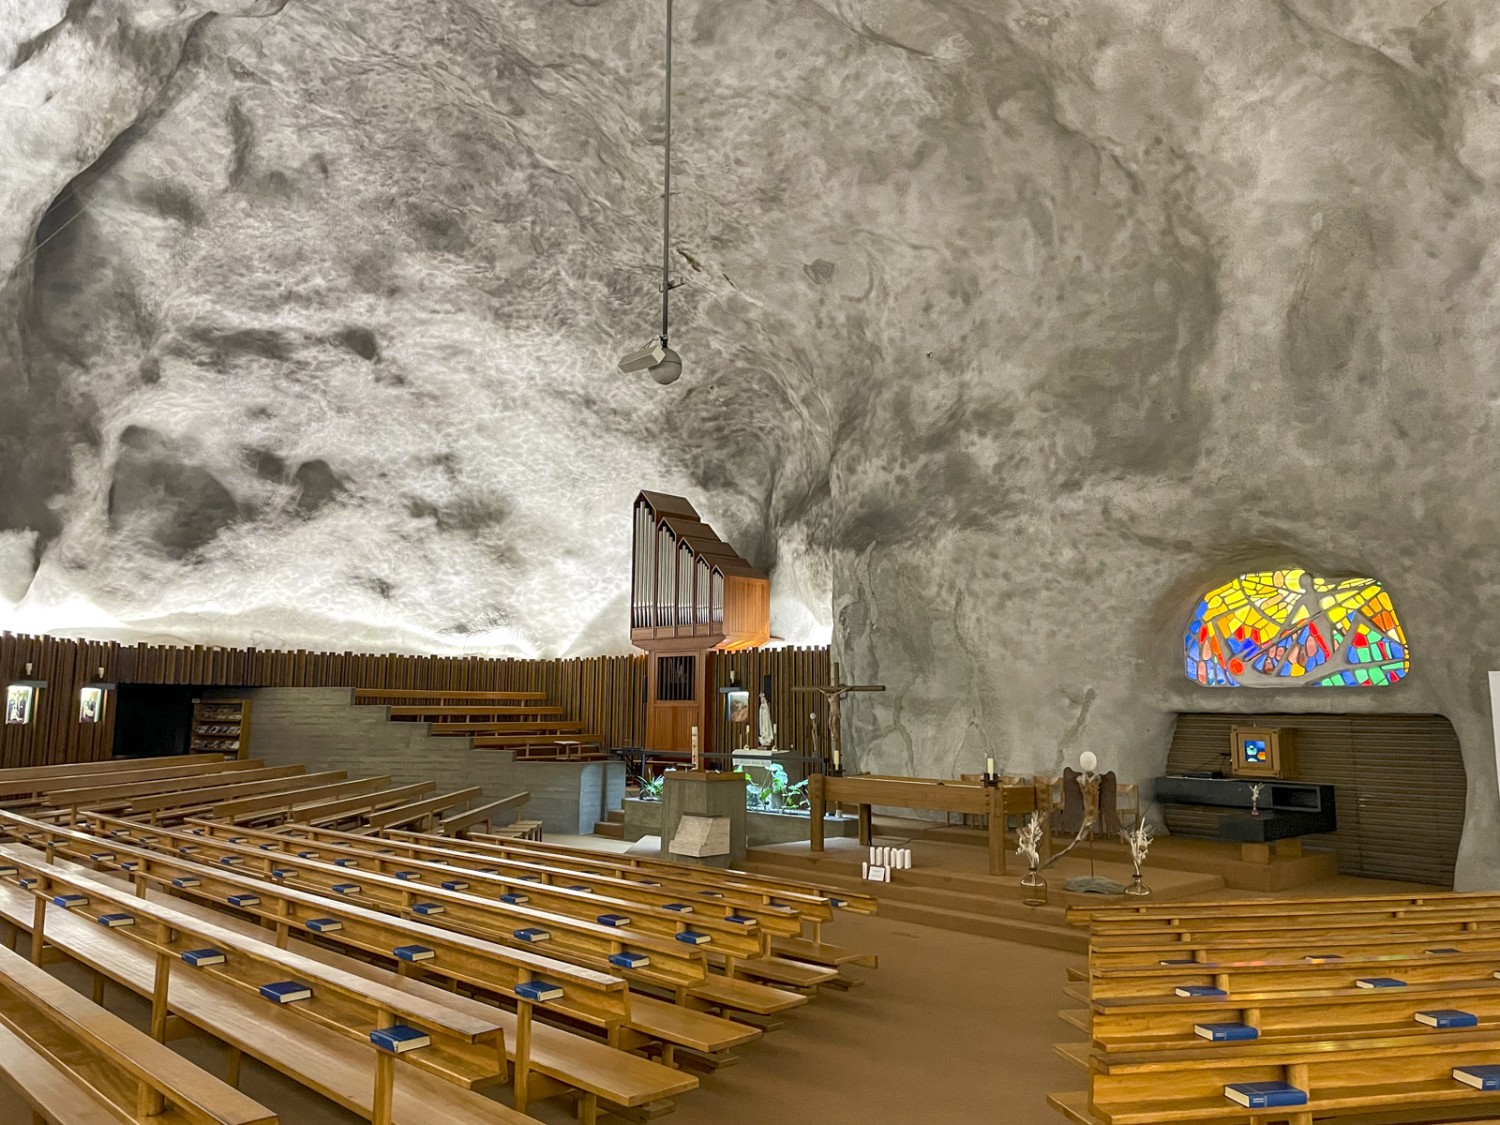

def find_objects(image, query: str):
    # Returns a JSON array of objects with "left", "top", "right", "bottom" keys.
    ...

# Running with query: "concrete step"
[
  {"left": 592, "top": 820, "right": 626, "bottom": 840},
  {"left": 605, "top": 809, "right": 625, "bottom": 825}
]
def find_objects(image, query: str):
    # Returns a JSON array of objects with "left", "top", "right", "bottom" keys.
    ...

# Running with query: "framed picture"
[
  {"left": 79, "top": 686, "right": 107, "bottom": 724},
  {"left": 725, "top": 689, "right": 751, "bottom": 725},
  {"left": 5, "top": 684, "right": 35, "bottom": 725},
  {"left": 1231, "top": 726, "right": 1295, "bottom": 779}
]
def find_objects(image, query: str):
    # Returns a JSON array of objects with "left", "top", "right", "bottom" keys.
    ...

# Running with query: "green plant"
[
  {"left": 746, "top": 764, "right": 810, "bottom": 812},
  {"left": 638, "top": 771, "right": 670, "bottom": 801}
]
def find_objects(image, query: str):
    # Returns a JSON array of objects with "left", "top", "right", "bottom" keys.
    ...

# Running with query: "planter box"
[{"left": 621, "top": 797, "right": 858, "bottom": 846}]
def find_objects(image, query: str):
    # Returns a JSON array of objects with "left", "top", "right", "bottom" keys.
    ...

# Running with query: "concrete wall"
[{"left": 212, "top": 687, "right": 625, "bottom": 835}]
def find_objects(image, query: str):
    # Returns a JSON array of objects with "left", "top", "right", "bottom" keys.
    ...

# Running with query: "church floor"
[{"left": 0, "top": 911, "right": 1083, "bottom": 1125}]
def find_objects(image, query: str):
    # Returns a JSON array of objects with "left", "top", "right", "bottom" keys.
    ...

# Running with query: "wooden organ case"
[{"left": 631, "top": 492, "right": 771, "bottom": 752}]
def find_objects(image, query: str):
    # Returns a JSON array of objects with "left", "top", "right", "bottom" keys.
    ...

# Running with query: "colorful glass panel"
[{"left": 1185, "top": 570, "right": 1409, "bottom": 688}]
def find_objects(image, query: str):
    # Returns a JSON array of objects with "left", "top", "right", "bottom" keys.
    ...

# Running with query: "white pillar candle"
[
  {"left": 986, "top": 757, "right": 995, "bottom": 776},
  {"left": 862, "top": 862, "right": 869, "bottom": 879}
]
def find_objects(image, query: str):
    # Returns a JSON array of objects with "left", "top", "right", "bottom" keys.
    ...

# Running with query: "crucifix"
[{"left": 793, "top": 662, "right": 885, "bottom": 773}]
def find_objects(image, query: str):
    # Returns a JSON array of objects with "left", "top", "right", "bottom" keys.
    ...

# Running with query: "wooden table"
[{"left": 807, "top": 774, "right": 1049, "bottom": 875}]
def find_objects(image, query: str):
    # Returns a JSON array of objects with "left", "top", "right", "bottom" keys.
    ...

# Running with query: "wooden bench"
[
  {"left": 0, "top": 755, "right": 248, "bottom": 804},
  {"left": 363, "top": 788, "right": 483, "bottom": 831},
  {"left": 2, "top": 818, "right": 709, "bottom": 1119},
  {"left": 437, "top": 793, "right": 530, "bottom": 837},
  {"left": 0, "top": 940, "right": 277, "bottom": 1125},
  {"left": 39, "top": 764, "right": 303, "bottom": 812},
  {"left": 265, "top": 822, "right": 803, "bottom": 940},
  {"left": 0, "top": 845, "right": 528, "bottom": 1125},
  {"left": 204, "top": 776, "right": 395, "bottom": 825},
  {"left": 0, "top": 875, "right": 526, "bottom": 1125}
]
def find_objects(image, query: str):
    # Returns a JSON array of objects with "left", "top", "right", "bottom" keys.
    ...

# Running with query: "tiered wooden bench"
[
  {"left": 354, "top": 689, "right": 607, "bottom": 761},
  {"left": 0, "top": 938, "right": 278, "bottom": 1125},
  {"left": 0, "top": 813, "right": 698, "bottom": 1122},
  {"left": 1052, "top": 890, "right": 1500, "bottom": 1125}
]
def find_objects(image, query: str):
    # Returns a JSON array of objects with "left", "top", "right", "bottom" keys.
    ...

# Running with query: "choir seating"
[
  {"left": 354, "top": 689, "right": 607, "bottom": 760},
  {"left": 0, "top": 939, "right": 277, "bottom": 1125},
  {"left": 1051, "top": 891, "right": 1500, "bottom": 1125}
]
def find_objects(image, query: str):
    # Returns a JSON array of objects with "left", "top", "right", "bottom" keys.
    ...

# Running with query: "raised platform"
[{"left": 738, "top": 818, "right": 1408, "bottom": 952}]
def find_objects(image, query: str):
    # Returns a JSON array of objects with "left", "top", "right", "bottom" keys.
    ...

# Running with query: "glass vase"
[
  {"left": 1123, "top": 869, "right": 1151, "bottom": 897},
  {"left": 1020, "top": 862, "right": 1048, "bottom": 906}
]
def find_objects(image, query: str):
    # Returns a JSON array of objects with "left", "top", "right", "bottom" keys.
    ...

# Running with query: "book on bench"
[
  {"left": 89, "top": 851, "right": 114, "bottom": 862},
  {"left": 513, "top": 928, "right": 550, "bottom": 943},
  {"left": 182, "top": 949, "right": 227, "bottom": 968},
  {"left": 1416, "top": 1009, "right": 1478, "bottom": 1028},
  {"left": 0, "top": 865, "right": 17, "bottom": 877},
  {"left": 271, "top": 868, "right": 296, "bottom": 878},
  {"left": 393, "top": 945, "right": 435, "bottom": 962},
  {"left": 596, "top": 914, "right": 631, "bottom": 927},
  {"left": 1426, "top": 947, "right": 1461, "bottom": 954},
  {"left": 394, "top": 871, "right": 421, "bottom": 881},
  {"left": 332, "top": 883, "right": 361, "bottom": 895},
  {"left": 220, "top": 856, "right": 243, "bottom": 866},
  {"left": 259, "top": 981, "right": 313, "bottom": 1004},
  {"left": 663, "top": 903, "right": 694, "bottom": 914},
  {"left": 171, "top": 877, "right": 200, "bottom": 888},
  {"left": 1224, "top": 1082, "right": 1308, "bottom": 1108},
  {"left": 1158, "top": 958, "right": 1197, "bottom": 966},
  {"left": 335, "top": 858, "right": 359, "bottom": 868},
  {"left": 1175, "top": 985, "right": 1227, "bottom": 998},
  {"left": 1454, "top": 1064, "right": 1500, "bottom": 1090},
  {"left": 567, "top": 885, "right": 592, "bottom": 892},
  {"left": 370, "top": 1025, "right": 430, "bottom": 1054},
  {"left": 1303, "top": 953, "right": 1343, "bottom": 963},
  {"left": 499, "top": 893, "right": 530, "bottom": 905},
  {"left": 50, "top": 894, "right": 87, "bottom": 909},
  {"left": 1195, "top": 1022, "right": 1258, "bottom": 1041},
  {"left": 441, "top": 880, "right": 469, "bottom": 891},
  {"left": 675, "top": 931, "right": 711, "bottom": 945},
  {"left": 298, "top": 851, "right": 320, "bottom": 859},
  {"left": 411, "top": 902, "right": 444, "bottom": 915},
  {"left": 228, "top": 894, "right": 260, "bottom": 908},
  {"left": 96, "top": 913, "right": 135, "bottom": 928},
  {"left": 305, "top": 918, "right": 343, "bottom": 934},
  {"left": 610, "top": 952, "right": 650, "bottom": 970},
  {"left": 1356, "top": 977, "right": 1407, "bottom": 989},
  {"left": 515, "top": 980, "right": 563, "bottom": 1003}
]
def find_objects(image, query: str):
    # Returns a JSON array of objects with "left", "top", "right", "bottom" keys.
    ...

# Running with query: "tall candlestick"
[
  {"left": 986, "top": 757, "right": 995, "bottom": 777},
  {"left": 691, "top": 726, "right": 701, "bottom": 771}
]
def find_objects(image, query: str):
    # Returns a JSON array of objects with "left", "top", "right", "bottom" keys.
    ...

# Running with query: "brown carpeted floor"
[{"left": 1, "top": 912, "right": 1083, "bottom": 1125}]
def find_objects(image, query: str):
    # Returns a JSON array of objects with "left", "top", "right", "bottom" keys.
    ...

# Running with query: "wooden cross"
[{"left": 793, "top": 662, "right": 885, "bottom": 770}]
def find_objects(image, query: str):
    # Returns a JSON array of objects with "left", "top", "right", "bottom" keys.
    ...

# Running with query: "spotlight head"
[
  {"left": 619, "top": 342, "right": 667, "bottom": 374},
  {"left": 649, "top": 347, "right": 682, "bottom": 385}
]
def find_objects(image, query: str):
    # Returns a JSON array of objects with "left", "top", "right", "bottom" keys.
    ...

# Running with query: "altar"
[{"left": 808, "top": 773, "right": 1049, "bottom": 875}]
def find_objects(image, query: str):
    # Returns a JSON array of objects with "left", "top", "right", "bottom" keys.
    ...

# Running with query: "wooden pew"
[
  {"left": 0, "top": 940, "right": 277, "bottom": 1125},
  {"left": 123, "top": 773, "right": 353, "bottom": 821},
  {"left": 0, "top": 757, "right": 256, "bottom": 805},
  {"left": 1086, "top": 948, "right": 1500, "bottom": 1000},
  {"left": 0, "top": 845, "right": 531, "bottom": 1125},
  {"left": 294, "top": 782, "right": 435, "bottom": 828},
  {"left": 0, "top": 815, "right": 707, "bottom": 1118},
  {"left": 0, "top": 876, "right": 528, "bottom": 1125},
  {"left": 47, "top": 813, "right": 711, "bottom": 995},
  {"left": 40, "top": 765, "right": 301, "bottom": 811},
  {"left": 268, "top": 822, "right": 803, "bottom": 939},
  {"left": 437, "top": 792, "right": 530, "bottom": 837},
  {"left": 363, "top": 788, "right": 482, "bottom": 831},
  {"left": 211, "top": 777, "right": 393, "bottom": 825}
]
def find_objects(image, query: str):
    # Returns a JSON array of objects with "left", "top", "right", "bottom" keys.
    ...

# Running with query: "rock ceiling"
[{"left": 2, "top": 0, "right": 1499, "bottom": 881}]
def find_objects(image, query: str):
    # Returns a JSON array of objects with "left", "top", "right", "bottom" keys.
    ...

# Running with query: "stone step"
[{"left": 592, "top": 820, "right": 626, "bottom": 840}]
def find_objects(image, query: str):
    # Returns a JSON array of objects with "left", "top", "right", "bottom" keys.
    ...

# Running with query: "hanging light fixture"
[{"left": 618, "top": 0, "right": 684, "bottom": 385}]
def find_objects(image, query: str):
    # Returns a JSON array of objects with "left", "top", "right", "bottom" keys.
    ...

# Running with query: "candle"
[
  {"left": 833, "top": 747, "right": 841, "bottom": 771},
  {"left": 691, "top": 726, "right": 701, "bottom": 770},
  {"left": 986, "top": 757, "right": 995, "bottom": 777}
]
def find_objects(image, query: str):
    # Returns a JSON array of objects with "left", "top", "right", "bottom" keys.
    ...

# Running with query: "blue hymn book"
[
  {"left": 1223, "top": 1082, "right": 1308, "bottom": 1108},
  {"left": 370, "top": 1025, "right": 430, "bottom": 1053},
  {"left": 1454, "top": 1065, "right": 1500, "bottom": 1090},
  {"left": 1194, "top": 1022, "right": 1259, "bottom": 1041},
  {"left": 515, "top": 980, "right": 563, "bottom": 1002},
  {"left": 1175, "top": 985, "right": 1227, "bottom": 998},
  {"left": 259, "top": 981, "right": 313, "bottom": 1004},
  {"left": 1415, "top": 1009, "right": 1479, "bottom": 1028},
  {"left": 1355, "top": 977, "right": 1406, "bottom": 989}
]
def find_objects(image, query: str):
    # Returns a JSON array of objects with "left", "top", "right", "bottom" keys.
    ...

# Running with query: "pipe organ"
[{"left": 630, "top": 492, "right": 771, "bottom": 752}]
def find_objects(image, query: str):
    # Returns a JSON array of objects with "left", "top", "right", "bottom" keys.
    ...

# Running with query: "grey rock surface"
[{"left": 1, "top": 1, "right": 1498, "bottom": 883}]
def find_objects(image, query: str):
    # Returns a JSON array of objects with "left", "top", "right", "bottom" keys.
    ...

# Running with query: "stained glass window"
[{"left": 1185, "top": 570, "right": 1409, "bottom": 688}]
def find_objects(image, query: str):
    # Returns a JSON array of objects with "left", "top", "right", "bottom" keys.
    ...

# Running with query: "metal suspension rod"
[{"left": 660, "top": 0, "right": 674, "bottom": 347}]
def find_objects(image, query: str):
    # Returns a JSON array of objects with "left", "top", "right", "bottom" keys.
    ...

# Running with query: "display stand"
[
  {"left": 191, "top": 698, "right": 252, "bottom": 758},
  {"left": 660, "top": 770, "right": 747, "bottom": 869}
]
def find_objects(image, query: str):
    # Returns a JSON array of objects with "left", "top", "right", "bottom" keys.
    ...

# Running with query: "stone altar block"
[{"left": 661, "top": 770, "right": 747, "bottom": 868}]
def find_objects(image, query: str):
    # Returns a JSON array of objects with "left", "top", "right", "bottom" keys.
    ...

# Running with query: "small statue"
[
  {"left": 757, "top": 693, "right": 777, "bottom": 750},
  {"left": 1250, "top": 782, "right": 1265, "bottom": 817}
]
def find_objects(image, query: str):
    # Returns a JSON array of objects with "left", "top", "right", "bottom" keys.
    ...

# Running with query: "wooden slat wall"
[
  {"left": 3, "top": 631, "right": 835, "bottom": 772},
  {"left": 1165, "top": 712, "right": 1467, "bottom": 887},
  {"left": 708, "top": 646, "right": 832, "bottom": 766},
  {"left": 1, "top": 632, "right": 651, "bottom": 768}
]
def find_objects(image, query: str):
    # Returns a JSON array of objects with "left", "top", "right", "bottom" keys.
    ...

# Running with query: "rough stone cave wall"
[{"left": 2, "top": 1, "right": 1499, "bottom": 885}]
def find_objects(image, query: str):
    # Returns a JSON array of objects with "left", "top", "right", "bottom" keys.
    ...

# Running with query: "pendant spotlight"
[{"left": 618, "top": 0, "right": 683, "bottom": 386}]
